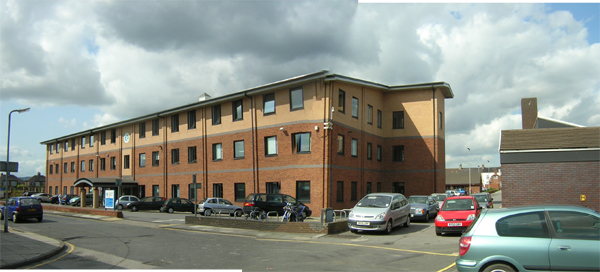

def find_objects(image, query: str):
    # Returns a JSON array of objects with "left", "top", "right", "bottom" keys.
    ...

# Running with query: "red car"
[{"left": 434, "top": 196, "right": 481, "bottom": 236}]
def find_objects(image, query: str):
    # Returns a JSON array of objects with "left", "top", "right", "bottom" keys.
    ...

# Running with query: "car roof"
[
  {"left": 446, "top": 196, "right": 475, "bottom": 200},
  {"left": 471, "top": 193, "right": 489, "bottom": 195},
  {"left": 484, "top": 204, "right": 598, "bottom": 215},
  {"left": 409, "top": 195, "right": 428, "bottom": 197},
  {"left": 364, "top": 193, "right": 403, "bottom": 197}
]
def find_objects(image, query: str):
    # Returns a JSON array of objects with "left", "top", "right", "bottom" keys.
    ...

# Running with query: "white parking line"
[{"left": 151, "top": 219, "right": 185, "bottom": 223}]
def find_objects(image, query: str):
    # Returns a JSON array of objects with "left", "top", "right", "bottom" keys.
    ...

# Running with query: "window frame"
[
  {"left": 172, "top": 148, "right": 180, "bottom": 164},
  {"left": 377, "top": 110, "right": 382, "bottom": 128},
  {"left": 351, "top": 138, "right": 358, "bottom": 157},
  {"left": 124, "top": 155, "right": 130, "bottom": 169},
  {"left": 89, "top": 159, "right": 94, "bottom": 172},
  {"left": 377, "top": 145, "right": 382, "bottom": 162},
  {"left": 111, "top": 129, "right": 116, "bottom": 144},
  {"left": 234, "top": 140, "right": 245, "bottom": 159},
  {"left": 212, "top": 105, "right": 221, "bottom": 125},
  {"left": 151, "top": 151, "right": 159, "bottom": 167},
  {"left": 367, "top": 142, "right": 372, "bottom": 160},
  {"left": 289, "top": 87, "right": 304, "bottom": 111},
  {"left": 293, "top": 132, "right": 311, "bottom": 154},
  {"left": 263, "top": 93, "right": 275, "bottom": 115},
  {"left": 212, "top": 143, "right": 223, "bottom": 161},
  {"left": 188, "top": 146, "right": 197, "bottom": 163},
  {"left": 188, "top": 110, "right": 196, "bottom": 130},
  {"left": 110, "top": 156, "right": 116, "bottom": 170},
  {"left": 352, "top": 97, "right": 359, "bottom": 119},
  {"left": 139, "top": 153, "right": 146, "bottom": 167},
  {"left": 296, "top": 181, "right": 311, "bottom": 203},
  {"left": 393, "top": 145, "right": 405, "bottom": 162},
  {"left": 152, "top": 119, "right": 160, "bottom": 136},
  {"left": 337, "top": 135, "right": 344, "bottom": 155},
  {"left": 338, "top": 89, "right": 345, "bottom": 113},
  {"left": 336, "top": 181, "right": 344, "bottom": 202},
  {"left": 367, "top": 105, "right": 373, "bottom": 124},
  {"left": 80, "top": 160, "right": 85, "bottom": 172},
  {"left": 213, "top": 183, "right": 223, "bottom": 198},
  {"left": 393, "top": 111, "right": 405, "bottom": 129},
  {"left": 232, "top": 99, "right": 243, "bottom": 121},
  {"left": 265, "top": 136, "right": 277, "bottom": 156},
  {"left": 139, "top": 122, "right": 146, "bottom": 138},
  {"left": 234, "top": 183, "right": 246, "bottom": 202},
  {"left": 171, "top": 114, "right": 179, "bottom": 132},
  {"left": 351, "top": 181, "right": 358, "bottom": 201}
]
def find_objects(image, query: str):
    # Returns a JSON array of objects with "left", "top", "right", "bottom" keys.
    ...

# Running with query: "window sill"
[
  {"left": 234, "top": 157, "right": 245, "bottom": 160},
  {"left": 188, "top": 161, "right": 197, "bottom": 164},
  {"left": 213, "top": 159, "right": 223, "bottom": 162},
  {"left": 265, "top": 154, "right": 278, "bottom": 157},
  {"left": 263, "top": 112, "right": 276, "bottom": 116}
]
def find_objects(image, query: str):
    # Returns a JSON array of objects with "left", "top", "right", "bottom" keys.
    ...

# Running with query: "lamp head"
[{"left": 17, "top": 108, "right": 30, "bottom": 113}]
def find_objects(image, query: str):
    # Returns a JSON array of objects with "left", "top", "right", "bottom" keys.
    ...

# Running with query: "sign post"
[{"left": 105, "top": 190, "right": 115, "bottom": 211}]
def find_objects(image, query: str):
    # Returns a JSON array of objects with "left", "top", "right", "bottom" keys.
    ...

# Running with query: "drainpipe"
[
  {"left": 432, "top": 85, "right": 437, "bottom": 193},
  {"left": 244, "top": 92, "right": 257, "bottom": 193},
  {"left": 157, "top": 114, "right": 167, "bottom": 198}
]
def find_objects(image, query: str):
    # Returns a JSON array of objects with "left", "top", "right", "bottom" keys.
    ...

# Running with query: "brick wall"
[{"left": 502, "top": 161, "right": 599, "bottom": 211}]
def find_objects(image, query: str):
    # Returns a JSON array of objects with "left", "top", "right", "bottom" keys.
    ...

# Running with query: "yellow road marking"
[
  {"left": 25, "top": 242, "right": 75, "bottom": 269},
  {"left": 437, "top": 262, "right": 456, "bottom": 272}
]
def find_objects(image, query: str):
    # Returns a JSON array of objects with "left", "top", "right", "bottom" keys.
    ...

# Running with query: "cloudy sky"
[{"left": 1, "top": 1, "right": 598, "bottom": 177}]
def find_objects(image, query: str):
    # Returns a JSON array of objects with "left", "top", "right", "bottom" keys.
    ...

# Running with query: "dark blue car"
[{"left": 0, "top": 197, "right": 43, "bottom": 223}]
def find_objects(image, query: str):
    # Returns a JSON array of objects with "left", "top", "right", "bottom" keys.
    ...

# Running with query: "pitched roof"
[
  {"left": 500, "top": 127, "right": 600, "bottom": 151},
  {"left": 445, "top": 168, "right": 482, "bottom": 185}
]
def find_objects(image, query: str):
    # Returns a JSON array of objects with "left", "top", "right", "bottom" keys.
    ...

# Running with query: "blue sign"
[{"left": 105, "top": 190, "right": 115, "bottom": 210}]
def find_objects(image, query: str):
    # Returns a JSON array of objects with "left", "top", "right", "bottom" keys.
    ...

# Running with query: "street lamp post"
[
  {"left": 467, "top": 148, "right": 471, "bottom": 195},
  {"left": 4, "top": 107, "right": 30, "bottom": 233}
]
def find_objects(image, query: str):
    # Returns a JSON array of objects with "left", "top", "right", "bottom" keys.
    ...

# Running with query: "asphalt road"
[{"left": 12, "top": 211, "right": 462, "bottom": 271}]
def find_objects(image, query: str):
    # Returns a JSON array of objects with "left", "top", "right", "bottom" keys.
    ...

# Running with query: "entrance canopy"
[{"left": 74, "top": 178, "right": 138, "bottom": 188}]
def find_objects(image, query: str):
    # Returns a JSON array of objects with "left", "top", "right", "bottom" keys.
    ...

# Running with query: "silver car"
[
  {"left": 347, "top": 193, "right": 411, "bottom": 234},
  {"left": 197, "top": 197, "right": 243, "bottom": 217},
  {"left": 115, "top": 195, "right": 140, "bottom": 210},
  {"left": 32, "top": 193, "right": 52, "bottom": 203}
]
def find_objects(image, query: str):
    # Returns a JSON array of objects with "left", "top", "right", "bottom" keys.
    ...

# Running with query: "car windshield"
[
  {"left": 356, "top": 195, "right": 391, "bottom": 208},
  {"left": 198, "top": 198, "right": 207, "bottom": 204},
  {"left": 432, "top": 195, "right": 447, "bottom": 202},
  {"left": 408, "top": 197, "right": 428, "bottom": 204},
  {"left": 442, "top": 199, "right": 475, "bottom": 211},
  {"left": 20, "top": 198, "right": 39, "bottom": 206},
  {"left": 474, "top": 196, "right": 488, "bottom": 202}
]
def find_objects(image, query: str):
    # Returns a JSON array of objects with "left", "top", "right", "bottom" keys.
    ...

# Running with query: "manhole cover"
[{"left": 143, "top": 260, "right": 172, "bottom": 267}]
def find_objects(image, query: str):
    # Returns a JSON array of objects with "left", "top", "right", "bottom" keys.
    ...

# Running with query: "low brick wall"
[
  {"left": 185, "top": 216, "right": 348, "bottom": 234},
  {"left": 43, "top": 205, "right": 123, "bottom": 218}
]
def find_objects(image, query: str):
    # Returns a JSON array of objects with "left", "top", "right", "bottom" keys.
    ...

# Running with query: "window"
[
  {"left": 290, "top": 87, "right": 303, "bottom": 110},
  {"left": 188, "top": 183, "right": 196, "bottom": 201},
  {"left": 81, "top": 160, "right": 85, "bottom": 172},
  {"left": 151, "top": 119, "right": 160, "bottom": 136},
  {"left": 393, "top": 145, "right": 405, "bottom": 162},
  {"left": 188, "top": 110, "right": 196, "bottom": 129},
  {"left": 213, "top": 183, "right": 223, "bottom": 198},
  {"left": 139, "top": 122, "right": 146, "bottom": 138},
  {"left": 101, "top": 131, "right": 106, "bottom": 145},
  {"left": 71, "top": 162, "right": 75, "bottom": 173},
  {"left": 188, "top": 146, "right": 197, "bottom": 163},
  {"left": 439, "top": 111, "right": 443, "bottom": 130},
  {"left": 232, "top": 99, "right": 243, "bottom": 121},
  {"left": 110, "top": 157, "right": 116, "bottom": 170},
  {"left": 139, "top": 153, "right": 146, "bottom": 167},
  {"left": 351, "top": 139, "right": 358, "bottom": 157},
  {"left": 367, "top": 105, "right": 373, "bottom": 124},
  {"left": 49, "top": 187, "right": 52, "bottom": 195},
  {"left": 337, "top": 135, "right": 344, "bottom": 154},
  {"left": 171, "top": 184, "right": 180, "bottom": 198},
  {"left": 55, "top": 164, "right": 59, "bottom": 173},
  {"left": 266, "top": 182, "right": 280, "bottom": 194},
  {"left": 63, "top": 186, "right": 67, "bottom": 194},
  {"left": 263, "top": 93, "right": 275, "bottom": 115},
  {"left": 377, "top": 145, "right": 382, "bottom": 161},
  {"left": 111, "top": 129, "right": 116, "bottom": 143},
  {"left": 377, "top": 110, "right": 382, "bottom": 128},
  {"left": 352, "top": 97, "right": 359, "bottom": 118},
  {"left": 265, "top": 136, "right": 277, "bottom": 156},
  {"left": 89, "top": 135, "right": 94, "bottom": 147},
  {"left": 152, "top": 185, "right": 159, "bottom": 197},
  {"left": 49, "top": 164, "right": 53, "bottom": 174},
  {"left": 50, "top": 144, "right": 53, "bottom": 154},
  {"left": 338, "top": 90, "right": 345, "bottom": 113},
  {"left": 171, "top": 149, "right": 179, "bottom": 164},
  {"left": 150, "top": 152, "right": 158, "bottom": 166},
  {"left": 296, "top": 181, "right": 310, "bottom": 203},
  {"left": 366, "top": 182, "right": 372, "bottom": 195},
  {"left": 89, "top": 159, "right": 94, "bottom": 172},
  {"left": 367, "top": 143, "right": 372, "bottom": 160},
  {"left": 65, "top": 140, "right": 69, "bottom": 151},
  {"left": 235, "top": 183, "right": 246, "bottom": 202},
  {"left": 212, "top": 143, "right": 222, "bottom": 161},
  {"left": 337, "top": 181, "right": 344, "bottom": 202},
  {"left": 234, "top": 140, "right": 244, "bottom": 159},
  {"left": 71, "top": 139, "right": 75, "bottom": 150},
  {"left": 293, "top": 132, "right": 311, "bottom": 153},
  {"left": 124, "top": 155, "right": 130, "bottom": 169},
  {"left": 171, "top": 114, "right": 179, "bottom": 132},
  {"left": 393, "top": 111, "right": 404, "bottom": 129},
  {"left": 548, "top": 211, "right": 599, "bottom": 240},
  {"left": 212, "top": 105, "right": 221, "bottom": 125},
  {"left": 351, "top": 182, "right": 357, "bottom": 201},
  {"left": 496, "top": 212, "right": 549, "bottom": 238},
  {"left": 56, "top": 143, "right": 60, "bottom": 153},
  {"left": 392, "top": 182, "right": 404, "bottom": 194},
  {"left": 81, "top": 137, "right": 86, "bottom": 149}
]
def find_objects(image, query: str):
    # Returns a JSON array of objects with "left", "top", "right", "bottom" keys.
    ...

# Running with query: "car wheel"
[
  {"left": 37, "top": 216, "right": 43, "bottom": 222},
  {"left": 424, "top": 212, "right": 430, "bottom": 222},
  {"left": 234, "top": 210, "right": 243, "bottom": 217},
  {"left": 435, "top": 227, "right": 442, "bottom": 236},
  {"left": 131, "top": 206, "right": 138, "bottom": 212},
  {"left": 168, "top": 207, "right": 174, "bottom": 213},
  {"left": 12, "top": 213, "right": 19, "bottom": 223},
  {"left": 482, "top": 263, "right": 515, "bottom": 272},
  {"left": 350, "top": 229, "right": 358, "bottom": 234},
  {"left": 385, "top": 220, "right": 393, "bottom": 234},
  {"left": 0, "top": 212, "right": 4, "bottom": 220},
  {"left": 204, "top": 209, "right": 212, "bottom": 216},
  {"left": 404, "top": 216, "right": 410, "bottom": 227}
]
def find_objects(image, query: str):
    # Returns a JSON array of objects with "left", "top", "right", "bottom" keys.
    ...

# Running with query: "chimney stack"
[{"left": 521, "top": 97, "right": 538, "bottom": 129}]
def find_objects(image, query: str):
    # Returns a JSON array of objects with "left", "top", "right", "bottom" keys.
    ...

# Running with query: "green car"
[{"left": 456, "top": 205, "right": 600, "bottom": 272}]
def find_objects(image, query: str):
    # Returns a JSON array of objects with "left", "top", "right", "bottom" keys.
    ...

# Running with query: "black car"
[
  {"left": 127, "top": 196, "right": 166, "bottom": 212},
  {"left": 243, "top": 193, "right": 311, "bottom": 217},
  {"left": 50, "top": 195, "right": 60, "bottom": 204},
  {"left": 160, "top": 198, "right": 196, "bottom": 213}
]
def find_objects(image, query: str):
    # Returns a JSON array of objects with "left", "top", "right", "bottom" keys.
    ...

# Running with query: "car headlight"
[
  {"left": 349, "top": 211, "right": 354, "bottom": 218},
  {"left": 436, "top": 215, "right": 445, "bottom": 221},
  {"left": 467, "top": 214, "right": 476, "bottom": 221},
  {"left": 374, "top": 212, "right": 386, "bottom": 220},
  {"left": 417, "top": 209, "right": 425, "bottom": 214}
]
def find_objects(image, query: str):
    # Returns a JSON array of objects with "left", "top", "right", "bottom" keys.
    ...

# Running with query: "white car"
[{"left": 32, "top": 193, "right": 52, "bottom": 203}]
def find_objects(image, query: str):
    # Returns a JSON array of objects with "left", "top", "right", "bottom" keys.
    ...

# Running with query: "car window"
[
  {"left": 284, "top": 195, "right": 297, "bottom": 205},
  {"left": 548, "top": 211, "right": 600, "bottom": 240},
  {"left": 20, "top": 198, "right": 39, "bottom": 206},
  {"left": 496, "top": 211, "right": 549, "bottom": 238},
  {"left": 357, "top": 195, "right": 391, "bottom": 208},
  {"left": 408, "top": 197, "right": 427, "bottom": 204},
  {"left": 442, "top": 199, "right": 475, "bottom": 211},
  {"left": 267, "top": 195, "right": 282, "bottom": 203},
  {"left": 223, "top": 200, "right": 232, "bottom": 205},
  {"left": 208, "top": 199, "right": 217, "bottom": 204},
  {"left": 182, "top": 199, "right": 191, "bottom": 204},
  {"left": 256, "top": 195, "right": 266, "bottom": 202}
]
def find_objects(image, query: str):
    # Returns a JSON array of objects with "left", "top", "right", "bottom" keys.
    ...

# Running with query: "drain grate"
[{"left": 143, "top": 260, "right": 172, "bottom": 267}]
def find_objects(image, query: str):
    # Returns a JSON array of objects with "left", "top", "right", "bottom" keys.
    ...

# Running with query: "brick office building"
[
  {"left": 500, "top": 98, "right": 600, "bottom": 211},
  {"left": 41, "top": 71, "right": 454, "bottom": 214}
]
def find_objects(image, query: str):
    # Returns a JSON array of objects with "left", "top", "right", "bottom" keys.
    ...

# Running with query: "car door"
[
  {"left": 220, "top": 199, "right": 234, "bottom": 213},
  {"left": 547, "top": 210, "right": 600, "bottom": 271},
  {"left": 428, "top": 197, "right": 437, "bottom": 215},
  {"left": 181, "top": 199, "right": 194, "bottom": 212}
]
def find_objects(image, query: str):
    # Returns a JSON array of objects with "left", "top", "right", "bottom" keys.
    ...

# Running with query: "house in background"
[
  {"left": 445, "top": 167, "right": 484, "bottom": 194},
  {"left": 500, "top": 98, "right": 599, "bottom": 211}
]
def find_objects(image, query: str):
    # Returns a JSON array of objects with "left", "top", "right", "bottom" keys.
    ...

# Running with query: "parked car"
[
  {"left": 21, "top": 191, "right": 38, "bottom": 196},
  {"left": 126, "top": 196, "right": 166, "bottom": 212},
  {"left": 198, "top": 197, "right": 244, "bottom": 217},
  {"left": 160, "top": 198, "right": 196, "bottom": 213},
  {"left": 408, "top": 195, "right": 438, "bottom": 222},
  {"left": 50, "top": 195, "right": 60, "bottom": 204},
  {"left": 243, "top": 193, "right": 311, "bottom": 217},
  {"left": 32, "top": 193, "right": 52, "bottom": 203},
  {"left": 347, "top": 193, "right": 411, "bottom": 234},
  {"left": 445, "top": 190, "right": 456, "bottom": 197},
  {"left": 115, "top": 195, "right": 140, "bottom": 210},
  {"left": 435, "top": 196, "right": 481, "bottom": 236},
  {"left": 430, "top": 193, "right": 449, "bottom": 209},
  {"left": 60, "top": 194, "right": 78, "bottom": 205},
  {"left": 470, "top": 193, "right": 493, "bottom": 209},
  {"left": 0, "top": 197, "right": 43, "bottom": 223},
  {"left": 70, "top": 194, "right": 94, "bottom": 206},
  {"left": 455, "top": 205, "right": 600, "bottom": 272}
]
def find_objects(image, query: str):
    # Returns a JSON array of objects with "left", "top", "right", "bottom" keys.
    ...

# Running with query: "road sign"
[
  {"left": 0, "top": 161, "right": 18, "bottom": 172},
  {"left": 105, "top": 190, "right": 115, "bottom": 210}
]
